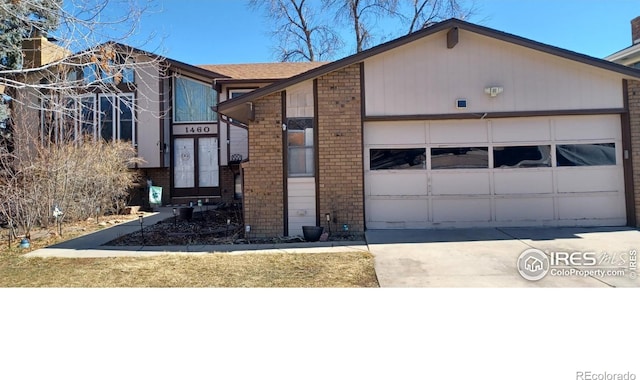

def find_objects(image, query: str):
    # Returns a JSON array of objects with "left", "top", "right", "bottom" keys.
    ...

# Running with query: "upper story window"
[
  {"left": 173, "top": 76, "right": 217, "bottom": 123},
  {"left": 82, "top": 57, "right": 135, "bottom": 85},
  {"left": 40, "top": 93, "right": 135, "bottom": 146}
]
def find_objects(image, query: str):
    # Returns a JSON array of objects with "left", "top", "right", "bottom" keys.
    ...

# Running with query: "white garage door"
[{"left": 364, "top": 115, "right": 626, "bottom": 229}]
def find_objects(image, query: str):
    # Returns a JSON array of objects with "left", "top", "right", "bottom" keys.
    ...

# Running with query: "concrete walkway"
[
  {"left": 24, "top": 208, "right": 368, "bottom": 258},
  {"left": 23, "top": 211, "right": 640, "bottom": 288},
  {"left": 366, "top": 227, "right": 640, "bottom": 287}
]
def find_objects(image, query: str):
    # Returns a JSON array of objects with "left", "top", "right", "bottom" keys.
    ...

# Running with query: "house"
[
  {"left": 218, "top": 18, "right": 640, "bottom": 237},
  {"left": 10, "top": 39, "right": 323, "bottom": 208},
  {"left": 606, "top": 16, "right": 640, "bottom": 68}
]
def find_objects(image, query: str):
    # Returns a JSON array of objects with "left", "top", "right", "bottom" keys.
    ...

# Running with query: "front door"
[{"left": 173, "top": 136, "right": 220, "bottom": 197}]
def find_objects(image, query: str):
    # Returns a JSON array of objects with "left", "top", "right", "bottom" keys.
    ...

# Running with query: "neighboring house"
[
  {"left": 11, "top": 39, "right": 322, "bottom": 207},
  {"left": 218, "top": 18, "right": 640, "bottom": 237},
  {"left": 606, "top": 16, "right": 640, "bottom": 68}
]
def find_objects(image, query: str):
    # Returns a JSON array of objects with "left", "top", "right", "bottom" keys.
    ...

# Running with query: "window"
[
  {"left": 287, "top": 118, "right": 314, "bottom": 176},
  {"left": 174, "top": 76, "right": 217, "bottom": 123},
  {"left": 82, "top": 54, "right": 135, "bottom": 85},
  {"left": 41, "top": 96, "right": 77, "bottom": 144},
  {"left": 98, "top": 93, "right": 136, "bottom": 143},
  {"left": 40, "top": 93, "right": 135, "bottom": 145},
  {"left": 83, "top": 64, "right": 98, "bottom": 84},
  {"left": 370, "top": 148, "right": 426, "bottom": 170},
  {"left": 431, "top": 147, "right": 488, "bottom": 169},
  {"left": 79, "top": 95, "right": 96, "bottom": 139},
  {"left": 100, "top": 57, "right": 135, "bottom": 84},
  {"left": 556, "top": 143, "right": 616, "bottom": 166},
  {"left": 493, "top": 145, "right": 551, "bottom": 168}
]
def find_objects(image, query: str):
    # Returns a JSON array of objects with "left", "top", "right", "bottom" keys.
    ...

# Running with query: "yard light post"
[
  {"left": 139, "top": 214, "right": 144, "bottom": 244},
  {"left": 325, "top": 213, "right": 331, "bottom": 234},
  {"left": 173, "top": 207, "right": 177, "bottom": 228}
]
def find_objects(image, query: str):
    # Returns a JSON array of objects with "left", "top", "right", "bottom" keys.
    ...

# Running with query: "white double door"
[{"left": 174, "top": 137, "right": 219, "bottom": 195}]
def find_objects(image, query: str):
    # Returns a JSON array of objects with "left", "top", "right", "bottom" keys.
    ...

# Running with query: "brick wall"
[
  {"left": 220, "top": 166, "right": 236, "bottom": 203},
  {"left": 316, "top": 64, "right": 365, "bottom": 232},
  {"left": 632, "top": 16, "right": 640, "bottom": 44},
  {"left": 242, "top": 92, "right": 285, "bottom": 237},
  {"left": 134, "top": 167, "right": 170, "bottom": 207},
  {"left": 628, "top": 80, "right": 640, "bottom": 226}
]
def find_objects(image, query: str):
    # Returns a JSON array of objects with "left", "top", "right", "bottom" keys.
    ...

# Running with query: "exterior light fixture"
[{"left": 484, "top": 86, "right": 503, "bottom": 97}]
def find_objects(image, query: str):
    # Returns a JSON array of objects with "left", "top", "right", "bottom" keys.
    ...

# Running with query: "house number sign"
[{"left": 172, "top": 125, "right": 217, "bottom": 135}]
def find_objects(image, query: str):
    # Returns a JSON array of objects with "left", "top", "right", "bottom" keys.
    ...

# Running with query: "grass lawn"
[
  {"left": 0, "top": 213, "right": 378, "bottom": 287},
  {"left": 0, "top": 251, "right": 378, "bottom": 287}
]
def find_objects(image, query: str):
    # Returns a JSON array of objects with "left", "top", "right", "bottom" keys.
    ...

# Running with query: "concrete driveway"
[{"left": 366, "top": 227, "right": 640, "bottom": 287}]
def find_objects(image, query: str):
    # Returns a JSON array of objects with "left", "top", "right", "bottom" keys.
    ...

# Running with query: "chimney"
[
  {"left": 632, "top": 16, "right": 640, "bottom": 45},
  {"left": 21, "top": 36, "right": 70, "bottom": 69}
]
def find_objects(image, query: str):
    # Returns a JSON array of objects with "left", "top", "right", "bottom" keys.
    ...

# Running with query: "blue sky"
[{"left": 132, "top": 0, "right": 638, "bottom": 64}]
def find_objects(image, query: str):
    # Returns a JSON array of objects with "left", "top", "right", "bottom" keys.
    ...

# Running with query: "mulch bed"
[{"left": 105, "top": 204, "right": 364, "bottom": 246}]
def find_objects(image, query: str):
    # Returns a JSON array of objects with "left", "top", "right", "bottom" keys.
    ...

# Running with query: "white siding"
[
  {"left": 136, "top": 56, "right": 162, "bottom": 168},
  {"left": 287, "top": 177, "right": 317, "bottom": 236},
  {"left": 286, "top": 81, "right": 314, "bottom": 118},
  {"left": 364, "top": 29, "right": 624, "bottom": 117}
]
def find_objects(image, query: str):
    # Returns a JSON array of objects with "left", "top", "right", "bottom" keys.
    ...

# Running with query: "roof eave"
[{"left": 219, "top": 18, "right": 640, "bottom": 114}]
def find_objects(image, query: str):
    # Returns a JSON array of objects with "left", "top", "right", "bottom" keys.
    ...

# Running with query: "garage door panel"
[
  {"left": 558, "top": 195, "right": 625, "bottom": 220},
  {"left": 432, "top": 198, "right": 491, "bottom": 222},
  {"left": 364, "top": 115, "right": 625, "bottom": 228},
  {"left": 430, "top": 120, "right": 488, "bottom": 144},
  {"left": 495, "top": 198, "right": 554, "bottom": 221},
  {"left": 367, "top": 198, "right": 428, "bottom": 223},
  {"left": 368, "top": 172, "right": 427, "bottom": 196},
  {"left": 491, "top": 119, "right": 551, "bottom": 142},
  {"left": 554, "top": 115, "right": 620, "bottom": 141},
  {"left": 556, "top": 168, "right": 622, "bottom": 193},
  {"left": 364, "top": 122, "right": 426, "bottom": 145},
  {"left": 431, "top": 172, "right": 490, "bottom": 195},
  {"left": 494, "top": 171, "right": 553, "bottom": 194}
]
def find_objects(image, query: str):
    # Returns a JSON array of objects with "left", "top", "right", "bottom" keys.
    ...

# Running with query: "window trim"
[{"left": 287, "top": 117, "right": 314, "bottom": 177}]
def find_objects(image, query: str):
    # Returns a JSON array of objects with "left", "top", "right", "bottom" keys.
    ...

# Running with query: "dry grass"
[
  {"left": 0, "top": 251, "right": 378, "bottom": 287},
  {"left": 0, "top": 212, "right": 378, "bottom": 288}
]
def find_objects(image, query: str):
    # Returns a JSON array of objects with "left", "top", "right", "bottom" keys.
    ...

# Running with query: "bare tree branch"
[
  {"left": 402, "top": 0, "right": 477, "bottom": 34},
  {"left": 249, "top": 0, "right": 342, "bottom": 62}
]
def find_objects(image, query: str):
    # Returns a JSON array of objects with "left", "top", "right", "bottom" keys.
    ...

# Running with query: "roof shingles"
[{"left": 199, "top": 62, "right": 328, "bottom": 80}]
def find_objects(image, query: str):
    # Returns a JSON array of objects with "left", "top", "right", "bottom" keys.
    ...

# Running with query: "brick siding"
[
  {"left": 241, "top": 93, "right": 285, "bottom": 237},
  {"left": 632, "top": 16, "right": 640, "bottom": 44},
  {"left": 219, "top": 166, "right": 235, "bottom": 203},
  {"left": 316, "top": 64, "right": 365, "bottom": 232}
]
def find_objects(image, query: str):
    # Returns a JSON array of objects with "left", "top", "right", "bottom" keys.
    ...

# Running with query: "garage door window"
[
  {"left": 556, "top": 143, "right": 616, "bottom": 166},
  {"left": 431, "top": 147, "right": 488, "bottom": 169},
  {"left": 494, "top": 145, "right": 551, "bottom": 168},
  {"left": 370, "top": 148, "right": 426, "bottom": 170}
]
